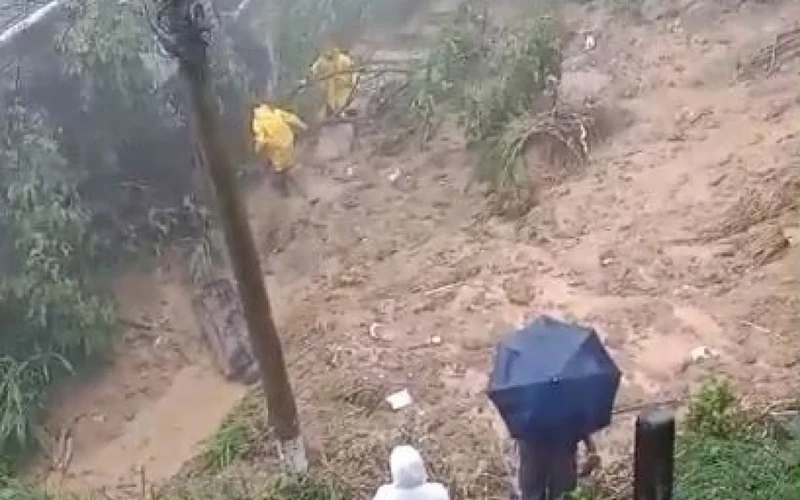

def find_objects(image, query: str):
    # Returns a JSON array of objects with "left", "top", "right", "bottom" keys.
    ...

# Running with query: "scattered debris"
[
  {"left": 740, "top": 320, "right": 771, "bottom": 334},
  {"left": 584, "top": 33, "right": 596, "bottom": 51},
  {"left": 690, "top": 345, "right": 720, "bottom": 364},
  {"left": 368, "top": 322, "right": 384, "bottom": 340},
  {"left": 387, "top": 168, "right": 401, "bottom": 183},
  {"left": 739, "top": 26, "right": 800, "bottom": 78},
  {"left": 386, "top": 389, "right": 413, "bottom": 410}
]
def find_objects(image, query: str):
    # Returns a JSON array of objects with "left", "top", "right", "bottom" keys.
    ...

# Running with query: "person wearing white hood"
[{"left": 372, "top": 445, "right": 450, "bottom": 500}]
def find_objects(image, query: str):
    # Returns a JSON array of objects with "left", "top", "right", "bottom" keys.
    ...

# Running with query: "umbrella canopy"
[{"left": 487, "top": 316, "right": 621, "bottom": 444}]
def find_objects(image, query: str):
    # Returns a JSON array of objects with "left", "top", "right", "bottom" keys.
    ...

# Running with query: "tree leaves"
[{"left": 0, "top": 105, "right": 116, "bottom": 455}]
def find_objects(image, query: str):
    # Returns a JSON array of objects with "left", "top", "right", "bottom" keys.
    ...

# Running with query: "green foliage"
[
  {"left": 263, "top": 476, "right": 351, "bottom": 500},
  {"left": 0, "top": 482, "right": 54, "bottom": 500},
  {"left": 162, "top": 475, "right": 351, "bottom": 500},
  {"left": 58, "top": 0, "right": 153, "bottom": 103},
  {"left": 676, "top": 434, "right": 797, "bottom": 499},
  {"left": 200, "top": 393, "right": 264, "bottom": 472},
  {"left": 389, "top": 2, "right": 490, "bottom": 143},
  {"left": 201, "top": 418, "right": 254, "bottom": 472},
  {"left": 675, "top": 378, "right": 800, "bottom": 500},
  {"left": 685, "top": 377, "right": 747, "bottom": 439},
  {"left": 461, "top": 18, "right": 560, "bottom": 143},
  {"left": 381, "top": 1, "right": 561, "bottom": 192},
  {"left": 0, "top": 104, "right": 116, "bottom": 455}
]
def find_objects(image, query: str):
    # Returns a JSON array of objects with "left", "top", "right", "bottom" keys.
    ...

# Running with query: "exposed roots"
[{"left": 478, "top": 102, "right": 616, "bottom": 216}]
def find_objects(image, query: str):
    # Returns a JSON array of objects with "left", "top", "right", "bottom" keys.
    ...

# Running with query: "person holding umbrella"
[
  {"left": 487, "top": 316, "right": 621, "bottom": 500},
  {"left": 517, "top": 432, "right": 600, "bottom": 499}
]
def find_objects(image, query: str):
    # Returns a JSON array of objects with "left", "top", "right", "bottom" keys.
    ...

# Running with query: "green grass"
[
  {"left": 200, "top": 394, "right": 264, "bottom": 473},
  {"left": 201, "top": 417, "right": 254, "bottom": 472},
  {"left": 675, "top": 378, "right": 800, "bottom": 500},
  {"left": 573, "top": 378, "right": 800, "bottom": 499},
  {"left": 676, "top": 433, "right": 798, "bottom": 499},
  {"left": 161, "top": 474, "right": 351, "bottom": 500}
]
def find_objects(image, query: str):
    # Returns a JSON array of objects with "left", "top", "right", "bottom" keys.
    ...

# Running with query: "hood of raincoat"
[{"left": 390, "top": 446, "right": 428, "bottom": 489}]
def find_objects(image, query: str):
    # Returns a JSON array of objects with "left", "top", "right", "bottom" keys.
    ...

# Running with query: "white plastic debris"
[
  {"left": 429, "top": 335, "right": 442, "bottom": 346},
  {"left": 388, "top": 168, "right": 401, "bottom": 183},
  {"left": 386, "top": 389, "right": 413, "bottom": 410},
  {"left": 690, "top": 345, "right": 720, "bottom": 363},
  {"left": 371, "top": 445, "right": 450, "bottom": 500},
  {"left": 584, "top": 33, "right": 596, "bottom": 51}
]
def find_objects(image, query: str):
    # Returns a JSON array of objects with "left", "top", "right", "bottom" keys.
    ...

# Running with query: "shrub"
[
  {"left": 676, "top": 378, "right": 800, "bottom": 500},
  {"left": 0, "top": 104, "right": 116, "bottom": 457}
]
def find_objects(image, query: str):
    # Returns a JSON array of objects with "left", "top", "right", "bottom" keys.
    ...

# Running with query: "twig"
[
  {"left": 287, "top": 65, "right": 411, "bottom": 99},
  {"left": 61, "top": 432, "right": 74, "bottom": 476},
  {"left": 140, "top": 466, "right": 147, "bottom": 500},
  {"left": 424, "top": 282, "right": 459, "bottom": 296},
  {"left": 612, "top": 398, "right": 681, "bottom": 415},
  {"left": 767, "top": 33, "right": 780, "bottom": 75},
  {"left": 740, "top": 320, "right": 771, "bottom": 334},
  {"left": 120, "top": 318, "right": 155, "bottom": 331}
]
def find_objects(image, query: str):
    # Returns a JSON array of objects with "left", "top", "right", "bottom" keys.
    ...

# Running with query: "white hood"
[
  {"left": 372, "top": 446, "right": 450, "bottom": 500},
  {"left": 390, "top": 446, "right": 428, "bottom": 488}
]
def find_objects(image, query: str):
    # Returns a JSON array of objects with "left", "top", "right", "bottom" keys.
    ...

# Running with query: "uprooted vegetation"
[{"left": 361, "top": 1, "right": 611, "bottom": 205}]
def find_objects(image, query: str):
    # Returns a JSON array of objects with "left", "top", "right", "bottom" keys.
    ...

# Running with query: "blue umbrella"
[{"left": 487, "top": 316, "right": 621, "bottom": 445}]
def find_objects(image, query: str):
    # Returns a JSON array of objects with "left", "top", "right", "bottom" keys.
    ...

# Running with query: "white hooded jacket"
[{"left": 372, "top": 446, "right": 450, "bottom": 500}]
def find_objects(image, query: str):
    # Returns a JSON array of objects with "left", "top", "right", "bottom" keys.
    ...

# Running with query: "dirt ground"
[{"left": 33, "top": 0, "right": 799, "bottom": 497}]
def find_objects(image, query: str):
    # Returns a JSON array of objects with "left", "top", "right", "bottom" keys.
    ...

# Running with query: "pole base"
[{"left": 277, "top": 436, "right": 308, "bottom": 474}]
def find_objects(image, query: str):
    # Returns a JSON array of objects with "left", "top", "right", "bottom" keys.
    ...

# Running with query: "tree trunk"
[{"left": 178, "top": 61, "right": 307, "bottom": 472}]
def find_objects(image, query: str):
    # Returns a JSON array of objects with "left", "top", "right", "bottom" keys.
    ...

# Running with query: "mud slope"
[
  {"left": 263, "top": 0, "right": 799, "bottom": 477},
  {"left": 34, "top": 0, "right": 799, "bottom": 496}
]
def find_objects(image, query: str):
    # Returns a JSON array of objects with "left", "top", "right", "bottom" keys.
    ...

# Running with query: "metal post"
[{"left": 634, "top": 408, "right": 675, "bottom": 500}]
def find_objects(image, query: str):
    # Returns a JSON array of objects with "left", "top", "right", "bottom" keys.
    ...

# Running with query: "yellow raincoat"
[
  {"left": 251, "top": 104, "right": 307, "bottom": 173},
  {"left": 310, "top": 48, "right": 357, "bottom": 115}
]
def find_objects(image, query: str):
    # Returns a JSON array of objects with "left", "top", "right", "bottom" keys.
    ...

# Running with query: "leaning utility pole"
[{"left": 150, "top": 0, "right": 306, "bottom": 471}]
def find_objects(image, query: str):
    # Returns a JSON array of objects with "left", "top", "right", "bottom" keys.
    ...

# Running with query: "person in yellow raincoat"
[
  {"left": 252, "top": 103, "right": 307, "bottom": 196},
  {"left": 310, "top": 47, "right": 357, "bottom": 117}
]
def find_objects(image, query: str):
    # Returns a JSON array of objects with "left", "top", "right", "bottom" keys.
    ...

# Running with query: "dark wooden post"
[
  {"left": 634, "top": 408, "right": 675, "bottom": 500},
  {"left": 151, "top": 0, "right": 307, "bottom": 472}
]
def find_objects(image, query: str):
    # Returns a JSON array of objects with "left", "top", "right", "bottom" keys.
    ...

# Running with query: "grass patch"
[
  {"left": 161, "top": 474, "right": 352, "bottom": 500},
  {"left": 575, "top": 378, "right": 800, "bottom": 499},
  {"left": 199, "top": 392, "right": 264, "bottom": 473},
  {"left": 676, "top": 378, "right": 800, "bottom": 499},
  {"left": 676, "top": 434, "right": 798, "bottom": 499}
]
